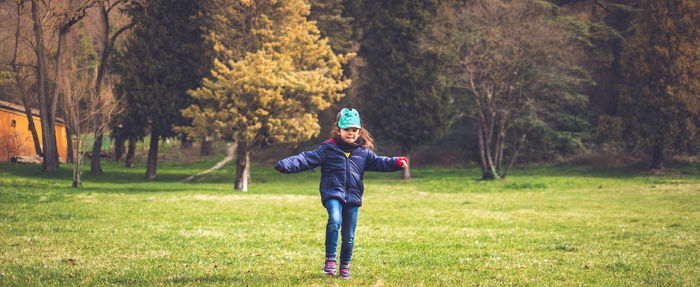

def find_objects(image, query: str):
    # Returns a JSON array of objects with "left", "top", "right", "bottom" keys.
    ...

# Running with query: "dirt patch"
[{"left": 181, "top": 143, "right": 237, "bottom": 182}]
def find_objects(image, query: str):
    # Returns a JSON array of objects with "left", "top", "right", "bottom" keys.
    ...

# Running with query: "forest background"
[{"left": 0, "top": 0, "right": 698, "bottom": 189}]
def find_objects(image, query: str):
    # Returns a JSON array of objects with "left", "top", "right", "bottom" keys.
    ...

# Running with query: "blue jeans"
[{"left": 324, "top": 199, "right": 358, "bottom": 263}]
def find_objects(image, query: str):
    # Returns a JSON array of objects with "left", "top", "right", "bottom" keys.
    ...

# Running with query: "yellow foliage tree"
[{"left": 182, "top": 0, "right": 351, "bottom": 191}]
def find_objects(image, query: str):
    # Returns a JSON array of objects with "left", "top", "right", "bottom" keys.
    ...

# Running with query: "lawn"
[{"left": 0, "top": 156, "right": 698, "bottom": 286}]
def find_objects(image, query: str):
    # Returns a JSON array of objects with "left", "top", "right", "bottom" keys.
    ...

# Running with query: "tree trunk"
[
  {"left": 476, "top": 123, "right": 489, "bottom": 176},
  {"left": 476, "top": 120, "right": 499, "bottom": 180},
  {"left": 125, "top": 136, "right": 136, "bottom": 168},
  {"left": 90, "top": 132, "right": 104, "bottom": 174},
  {"left": 474, "top": 94, "right": 500, "bottom": 180},
  {"left": 650, "top": 139, "right": 664, "bottom": 170},
  {"left": 92, "top": 3, "right": 111, "bottom": 106},
  {"left": 180, "top": 134, "right": 193, "bottom": 148},
  {"left": 501, "top": 132, "right": 527, "bottom": 179},
  {"left": 22, "top": 103, "right": 43, "bottom": 157},
  {"left": 234, "top": 141, "right": 250, "bottom": 191},
  {"left": 483, "top": 93, "right": 496, "bottom": 171},
  {"left": 146, "top": 133, "right": 160, "bottom": 179},
  {"left": 12, "top": 2, "right": 42, "bottom": 157},
  {"left": 200, "top": 134, "right": 212, "bottom": 156},
  {"left": 65, "top": 121, "right": 74, "bottom": 163},
  {"left": 482, "top": 163, "right": 499, "bottom": 180},
  {"left": 32, "top": 1, "right": 59, "bottom": 171},
  {"left": 400, "top": 146, "right": 411, "bottom": 180},
  {"left": 72, "top": 137, "right": 82, "bottom": 188},
  {"left": 86, "top": 5, "right": 109, "bottom": 174},
  {"left": 495, "top": 115, "right": 507, "bottom": 171},
  {"left": 401, "top": 161, "right": 411, "bottom": 180},
  {"left": 114, "top": 135, "right": 125, "bottom": 161},
  {"left": 72, "top": 150, "right": 82, "bottom": 187}
]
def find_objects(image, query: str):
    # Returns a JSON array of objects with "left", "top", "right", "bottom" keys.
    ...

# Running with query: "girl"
[{"left": 274, "top": 108, "right": 408, "bottom": 279}]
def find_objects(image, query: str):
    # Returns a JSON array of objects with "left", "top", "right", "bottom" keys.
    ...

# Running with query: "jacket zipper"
[{"left": 344, "top": 151, "right": 349, "bottom": 202}]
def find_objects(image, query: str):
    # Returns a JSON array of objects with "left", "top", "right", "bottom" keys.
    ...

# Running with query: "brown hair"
[{"left": 329, "top": 109, "right": 376, "bottom": 151}]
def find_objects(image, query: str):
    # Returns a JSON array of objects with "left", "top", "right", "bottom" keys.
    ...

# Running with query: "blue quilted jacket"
[{"left": 274, "top": 139, "right": 401, "bottom": 207}]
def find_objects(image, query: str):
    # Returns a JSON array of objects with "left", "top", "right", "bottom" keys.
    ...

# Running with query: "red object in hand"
[{"left": 397, "top": 156, "right": 408, "bottom": 168}]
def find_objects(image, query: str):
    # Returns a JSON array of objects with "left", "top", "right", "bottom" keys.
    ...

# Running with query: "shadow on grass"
[
  {"left": 394, "top": 163, "right": 684, "bottom": 180},
  {"left": 0, "top": 161, "right": 320, "bottom": 198},
  {"left": 0, "top": 161, "right": 228, "bottom": 183},
  {"left": 3, "top": 160, "right": 697, "bottom": 194},
  {"left": 495, "top": 162, "right": 694, "bottom": 179}
]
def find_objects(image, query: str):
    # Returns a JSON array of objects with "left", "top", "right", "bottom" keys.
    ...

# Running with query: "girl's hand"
[{"left": 397, "top": 156, "right": 408, "bottom": 168}]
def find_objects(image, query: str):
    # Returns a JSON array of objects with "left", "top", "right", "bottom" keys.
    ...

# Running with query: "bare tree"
[
  {"left": 60, "top": 26, "right": 121, "bottom": 187},
  {"left": 1, "top": 0, "right": 95, "bottom": 166},
  {"left": 421, "top": 0, "right": 588, "bottom": 179},
  {"left": 30, "top": 0, "right": 55, "bottom": 169},
  {"left": 28, "top": 0, "right": 96, "bottom": 171},
  {"left": 88, "top": 0, "right": 133, "bottom": 174},
  {"left": 1, "top": 124, "right": 32, "bottom": 165},
  {"left": 3, "top": 1, "right": 43, "bottom": 157},
  {"left": 3, "top": 0, "right": 134, "bottom": 172}
]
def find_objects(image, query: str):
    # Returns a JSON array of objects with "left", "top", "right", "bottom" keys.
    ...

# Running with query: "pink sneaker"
[
  {"left": 339, "top": 262, "right": 351, "bottom": 279},
  {"left": 323, "top": 258, "right": 336, "bottom": 275}
]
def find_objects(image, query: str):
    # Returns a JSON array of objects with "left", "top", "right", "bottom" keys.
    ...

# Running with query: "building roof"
[{"left": 0, "top": 100, "right": 65, "bottom": 124}]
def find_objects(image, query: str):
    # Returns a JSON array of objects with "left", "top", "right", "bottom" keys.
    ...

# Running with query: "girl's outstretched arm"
[
  {"left": 365, "top": 151, "right": 406, "bottom": 172},
  {"left": 274, "top": 145, "right": 326, "bottom": 173}
]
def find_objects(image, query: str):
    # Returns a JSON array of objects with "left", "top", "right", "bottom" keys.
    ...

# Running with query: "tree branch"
[
  {"left": 593, "top": 0, "right": 612, "bottom": 13},
  {"left": 107, "top": 0, "right": 123, "bottom": 13},
  {"left": 110, "top": 21, "right": 135, "bottom": 44}
]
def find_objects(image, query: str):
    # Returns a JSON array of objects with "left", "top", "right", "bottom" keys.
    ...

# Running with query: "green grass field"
[{"left": 1, "top": 156, "right": 698, "bottom": 286}]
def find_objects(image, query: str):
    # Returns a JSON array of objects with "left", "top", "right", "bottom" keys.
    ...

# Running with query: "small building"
[{"left": 0, "top": 100, "right": 68, "bottom": 162}]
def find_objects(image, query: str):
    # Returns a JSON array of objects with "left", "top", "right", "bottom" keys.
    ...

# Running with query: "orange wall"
[{"left": 0, "top": 108, "right": 68, "bottom": 162}]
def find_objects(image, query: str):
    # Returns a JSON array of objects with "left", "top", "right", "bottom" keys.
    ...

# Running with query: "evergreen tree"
[
  {"left": 307, "top": 0, "right": 354, "bottom": 55},
  {"left": 619, "top": 0, "right": 700, "bottom": 169},
  {"left": 306, "top": 0, "right": 357, "bottom": 139},
  {"left": 113, "top": 0, "right": 211, "bottom": 179},
  {"left": 356, "top": 0, "right": 453, "bottom": 180}
]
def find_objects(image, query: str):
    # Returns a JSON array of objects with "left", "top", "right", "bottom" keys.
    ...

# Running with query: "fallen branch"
[{"left": 180, "top": 142, "right": 238, "bottom": 182}]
